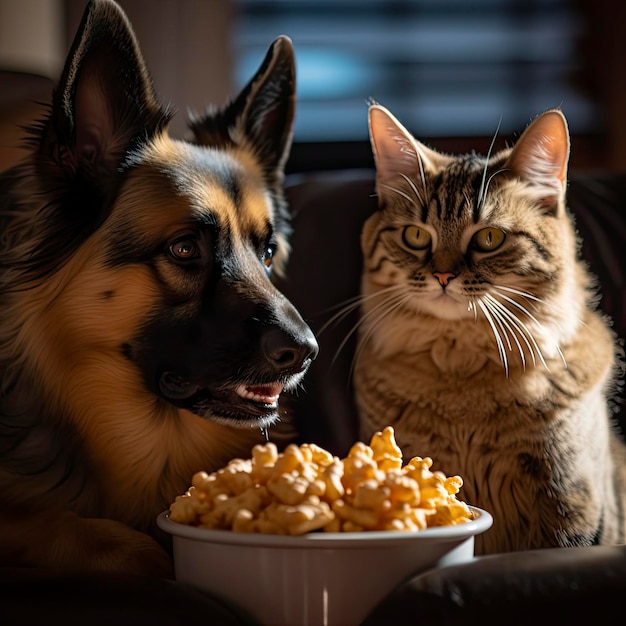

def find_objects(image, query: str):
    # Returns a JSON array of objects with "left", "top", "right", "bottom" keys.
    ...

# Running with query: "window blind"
[{"left": 232, "top": 0, "right": 596, "bottom": 142}]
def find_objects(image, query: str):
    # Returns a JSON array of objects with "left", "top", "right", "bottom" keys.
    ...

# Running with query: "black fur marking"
[
  {"left": 104, "top": 224, "right": 169, "bottom": 269},
  {"left": 120, "top": 343, "right": 133, "bottom": 361},
  {"left": 518, "top": 452, "right": 544, "bottom": 478}
]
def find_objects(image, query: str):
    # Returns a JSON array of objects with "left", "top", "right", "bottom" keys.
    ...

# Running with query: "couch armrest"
[{"left": 363, "top": 543, "right": 626, "bottom": 626}]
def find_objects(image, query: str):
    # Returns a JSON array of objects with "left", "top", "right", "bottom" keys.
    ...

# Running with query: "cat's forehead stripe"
[
  {"left": 429, "top": 159, "right": 485, "bottom": 222},
  {"left": 453, "top": 189, "right": 467, "bottom": 220}
]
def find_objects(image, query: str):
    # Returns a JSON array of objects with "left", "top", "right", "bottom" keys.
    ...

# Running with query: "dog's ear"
[
  {"left": 38, "top": 0, "right": 171, "bottom": 186},
  {"left": 189, "top": 35, "right": 296, "bottom": 180}
]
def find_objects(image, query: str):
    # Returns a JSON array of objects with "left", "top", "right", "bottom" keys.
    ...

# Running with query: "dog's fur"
[{"left": 0, "top": 0, "right": 317, "bottom": 575}]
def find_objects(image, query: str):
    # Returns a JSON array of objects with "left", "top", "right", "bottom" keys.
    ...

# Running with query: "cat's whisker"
[
  {"left": 481, "top": 168, "right": 508, "bottom": 204},
  {"left": 492, "top": 301, "right": 539, "bottom": 368},
  {"left": 416, "top": 150, "right": 427, "bottom": 195},
  {"left": 493, "top": 287, "right": 568, "bottom": 367},
  {"left": 316, "top": 295, "right": 369, "bottom": 337},
  {"left": 355, "top": 289, "right": 408, "bottom": 343},
  {"left": 493, "top": 284, "right": 548, "bottom": 308},
  {"left": 400, "top": 173, "right": 424, "bottom": 205},
  {"left": 492, "top": 290, "right": 566, "bottom": 368},
  {"left": 477, "top": 116, "right": 502, "bottom": 209},
  {"left": 380, "top": 183, "right": 417, "bottom": 207},
  {"left": 467, "top": 297, "right": 479, "bottom": 321},
  {"left": 334, "top": 324, "right": 364, "bottom": 372},
  {"left": 482, "top": 297, "right": 514, "bottom": 352},
  {"left": 494, "top": 284, "right": 564, "bottom": 317},
  {"left": 323, "top": 289, "right": 405, "bottom": 367},
  {"left": 349, "top": 290, "right": 411, "bottom": 380},
  {"left": 476, "top": 299, "right": 510, "bottom": 377},
  {"left": 339, "top": 288, "right": 408, "bottom": 373},
  {"left": 495, "top": 291, "right": 549, "bottom": 329},
  {"left": 482, "top": 294, "right": 531, "bottom": 370},
  {"left": 463, "top": 191, "right": 472, "bottom": 212},
  {"left": 486, "top": 292, "right": 551, "bottom": 370},
  {"left": 482, "top": 296, "right": 528, "bottom": 366},
  {"left": 552, "top": 343, "right": 567, "bottom": 368},
  {"left": 317, "top": 285, "right": 405, "bottom": 337}
]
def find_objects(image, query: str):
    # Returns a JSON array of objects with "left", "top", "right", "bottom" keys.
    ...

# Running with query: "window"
[{"left": 232, "top": 0, "right": 597, "bottom": 143}]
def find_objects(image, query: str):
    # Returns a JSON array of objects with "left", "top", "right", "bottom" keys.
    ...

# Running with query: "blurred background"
[{"left": 1, "top": 0, "right": 625, "bottom": 172}]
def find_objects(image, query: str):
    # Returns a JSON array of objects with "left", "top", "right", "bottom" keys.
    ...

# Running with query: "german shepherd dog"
[{"left": 0, "top": 0, "right": 317, "bottom": 575}]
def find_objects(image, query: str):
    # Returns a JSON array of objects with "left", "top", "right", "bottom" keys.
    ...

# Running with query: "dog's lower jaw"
[
  {"left": 198, "top": 382, "right": 299, "bottom": 430},
  {"left": 236, "top": 382, "right": 283, "bottom": 406},
  {"left": 160, "top": 371, "right": 307, "bottom": 429},
  {"left": 187, "top": 398, "right": 285, "bottom": 431}
]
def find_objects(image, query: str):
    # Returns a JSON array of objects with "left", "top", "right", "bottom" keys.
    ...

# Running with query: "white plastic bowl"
[{"left": 157, "top": 506, "right": 493, "bottom": 626}]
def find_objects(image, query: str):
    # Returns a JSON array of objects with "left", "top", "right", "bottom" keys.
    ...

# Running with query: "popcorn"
[{"left": 168, "top": 426, "right": 473, "bottom": 535}]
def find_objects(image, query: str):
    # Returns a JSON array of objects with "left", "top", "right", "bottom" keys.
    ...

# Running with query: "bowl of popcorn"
[{"left": 157, "top": 426, "right": 493, "bottom": 626}]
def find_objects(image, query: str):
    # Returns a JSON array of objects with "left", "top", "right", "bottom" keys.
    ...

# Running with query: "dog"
[{"left": 0, "top": 0, "right": 317, "bottom": 576}]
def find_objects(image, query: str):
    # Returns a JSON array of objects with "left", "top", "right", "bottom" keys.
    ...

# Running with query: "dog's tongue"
[{"left": 237, "top": 382, "right": 284, "bottom": 405}]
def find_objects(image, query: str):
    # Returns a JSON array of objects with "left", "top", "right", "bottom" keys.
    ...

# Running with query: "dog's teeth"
[{"left": 236, "top": 383, "right": 284, "bottom": 405}]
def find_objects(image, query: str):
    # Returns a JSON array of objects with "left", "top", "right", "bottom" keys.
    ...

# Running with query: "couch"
[{"left": 1, "top": 68, "right": 625, "bottom": 621}]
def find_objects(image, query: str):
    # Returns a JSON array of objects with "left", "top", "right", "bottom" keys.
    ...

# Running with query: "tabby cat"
[{"left": 355, "top": 104, "right": 626, "bottom": 555}]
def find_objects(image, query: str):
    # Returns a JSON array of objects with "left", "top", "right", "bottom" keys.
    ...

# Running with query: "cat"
[{"left": 354, "top": 103, "right": 626, "bottom": 555}]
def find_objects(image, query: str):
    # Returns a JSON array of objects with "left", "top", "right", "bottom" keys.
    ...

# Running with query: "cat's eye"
[
  {"left": 471, "top": 227, "right": 506, "bottom": 252},
  {"left": 402, "top": 225, "right": 432, "bottom": 250}
]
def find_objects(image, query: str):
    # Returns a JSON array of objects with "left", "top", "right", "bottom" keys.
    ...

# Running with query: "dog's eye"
[
  {"left": 169, "top": 237, "right": 200, "bottom": 262},
  {"left": 262, "top": 245, "right": 275, "bottom": 271}
]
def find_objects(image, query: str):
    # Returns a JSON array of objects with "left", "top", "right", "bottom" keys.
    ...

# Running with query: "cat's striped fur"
[{"left": 355, "top": 105, "right": 626, "bottom": 555}]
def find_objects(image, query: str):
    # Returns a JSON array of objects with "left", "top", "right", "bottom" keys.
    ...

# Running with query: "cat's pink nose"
[{"left": 433, "top": 272, "right": 455, "bottom": 286}]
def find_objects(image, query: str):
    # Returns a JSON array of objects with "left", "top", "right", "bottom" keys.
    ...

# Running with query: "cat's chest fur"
[
  {"left": 355, "top": 316, "right": 555, "bottom": 443},
  {"left": 355, "top": 305, "right": 613, "bottom": 458},
  {"left": 354, "top": 312, "right": 617, "bottom": 555}
]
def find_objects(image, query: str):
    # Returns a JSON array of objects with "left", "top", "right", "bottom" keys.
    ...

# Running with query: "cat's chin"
[{"left": 418, "top": 294, "right": 475, "bottom": 321}]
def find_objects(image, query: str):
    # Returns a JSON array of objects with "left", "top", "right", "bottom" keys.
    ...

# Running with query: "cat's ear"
[
  {"left": 368, "top": 104, "right": 447, "bottom": 196},
  {"left": 504, "top": 109, "right": 570, "bottom": 211}
]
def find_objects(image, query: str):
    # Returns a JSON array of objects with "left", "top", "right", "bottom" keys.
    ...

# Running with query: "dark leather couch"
[{"left": 1, "top": 146, "right": 625, "bottom": 621}]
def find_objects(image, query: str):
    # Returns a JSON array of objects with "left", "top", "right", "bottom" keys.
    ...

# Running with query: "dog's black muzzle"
[{"left": 135, "top": 275, "right": 318, "bottom": 427}]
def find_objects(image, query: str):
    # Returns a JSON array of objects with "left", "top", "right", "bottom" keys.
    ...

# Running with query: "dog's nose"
[{"left": 262, "top": 327, "right": 319, "bottom": 370}]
